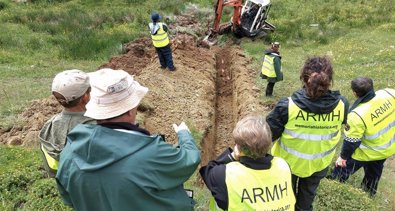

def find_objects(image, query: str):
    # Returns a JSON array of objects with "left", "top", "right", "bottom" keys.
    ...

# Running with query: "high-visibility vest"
[
  {"left": 350, "top": 89, "right": 395, "bottom": 161},
  {"left": 149, "top": 22, "right": 169, "bottom": 48},
  {"left": 209, "top": 157, "right": 296, "bottom": 211},
  {"left": 272, "top": 98, "right": 345, "bottom": 177},
  {"left": 261, "top": 53, "right": 280, "bottom": 78},
  {"left": 41, "top": 144, "right": 58, "bottom": 171}
]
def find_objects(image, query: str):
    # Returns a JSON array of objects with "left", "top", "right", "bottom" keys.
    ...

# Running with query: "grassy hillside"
[
  {"left": 0, "top": 0, "right": 394, "bottom": 210},
  {"left": 0, "top": 0, "right": 210, "bottom": 125}
]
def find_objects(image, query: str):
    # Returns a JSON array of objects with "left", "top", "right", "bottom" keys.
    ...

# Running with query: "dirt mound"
[
  {"left": 0, "top": 96, "right": 61, "bottom": 147},
  {"left": 98, "top": 37, "right": 155, "bottom": 75},
  {"left": 0, "top": 13, "right": 269, "bottom": 164}
]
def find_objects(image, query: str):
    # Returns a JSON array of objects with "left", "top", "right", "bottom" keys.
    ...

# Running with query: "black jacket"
[
  {"left": 267, "top": 89, "right": 349, "bottom": 141},
  {"left": 199, "top": 148, "right": 274, "bottom": 210}
]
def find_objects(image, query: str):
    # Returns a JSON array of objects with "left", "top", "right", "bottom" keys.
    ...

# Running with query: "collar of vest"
[{"left": 349, "top": 89, "right": 375, "bottom": 112}]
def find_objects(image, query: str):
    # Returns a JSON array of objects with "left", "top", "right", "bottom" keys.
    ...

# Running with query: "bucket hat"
[{"left": 85, "top": 68, "right": 148, "bottom": 120}]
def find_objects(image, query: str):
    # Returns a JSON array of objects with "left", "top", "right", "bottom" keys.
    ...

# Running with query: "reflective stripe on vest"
[
  {"left": 351, "top": 89, "right": 395, "bottom": 161},
  {"left": 209, "top": 157, "right": 296, "bottom": 211},
  {"left": 360, "top": 135, "right": 395, "bottom": 150},
  {"left": 272, "top": 97, "right": 345, "bottom": 177},
  {"left": 364, "top": 120, "right": 395, "bottom": 140},
  {"left": 261, "top": 54, "right": 276, "bottom": 78},
  {"left": 41, "top": 144, "right": 58, "bottom": 171},
  {"left": 284, "top": 128, "right": 339, "bottom": 141},
  {"left": 279, "top": 141, "right": 337, "bottom": 160},
  {"left": 150, "top": 23, "right": 169, "bottom": 48}
]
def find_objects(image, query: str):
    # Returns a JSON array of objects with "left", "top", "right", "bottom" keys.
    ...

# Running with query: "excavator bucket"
[{"left": 201, "top": 31, "right": 217, "bottom": 47}]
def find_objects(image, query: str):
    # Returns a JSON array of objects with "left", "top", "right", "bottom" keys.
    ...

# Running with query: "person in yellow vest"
[
  {"left": 329, "top": 77, "right": 395, "bottom": 196},
  {"left": 149, "top": 12, "right": 176, "bottom": 71},
  {"left": 266, "top": 56, "right": 349, "bottom": 211},
  {"left": 260, "top": 42, "right": 283, "bottom": 96},
  {"left": 200, "top": 115, "right": 296, "bottom": 211},
  {"left": 39, "top": 69, "right": 95, "bottom": 178}
]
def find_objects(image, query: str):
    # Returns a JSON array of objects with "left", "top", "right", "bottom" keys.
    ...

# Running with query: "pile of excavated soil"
[
  {"left": 0, "top": 96, "right": 61, "bottom": 147},
  {"left": 0, "top": 13, "right": 270, "bottom": 164}
]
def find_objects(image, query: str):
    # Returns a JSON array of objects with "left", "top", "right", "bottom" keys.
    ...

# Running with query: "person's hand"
[
  {"left": 231, "top": 145, "right": 241, "bottom": 161},
  {"left": 172, "top": 122, "right": 190, "bottom": 133},
  {"left": 335, "top": 156, "right": 347, "bottom": 168}
]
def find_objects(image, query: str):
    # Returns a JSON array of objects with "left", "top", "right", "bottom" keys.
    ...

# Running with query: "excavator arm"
[
  {"left": 203, "top": 0, "right": 275, "bottom": 46},
  {"left": 212, "top": 0, "right": 243, "bottom": 34}
]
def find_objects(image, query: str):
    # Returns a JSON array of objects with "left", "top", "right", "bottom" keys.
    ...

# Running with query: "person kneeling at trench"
[{"left": 200, "top": 115, "right": 296, "bottom": 211}]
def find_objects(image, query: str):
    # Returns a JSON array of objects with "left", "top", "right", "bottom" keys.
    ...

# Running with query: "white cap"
[
  {"left": 51, "top": 69, "right": 90, "bottom": 103},
  {"left": 272, "top": 42, "right": 280, "bottom": 47},
  {"left": 84, "top": 68, "right": 148, "bottom": 120}
]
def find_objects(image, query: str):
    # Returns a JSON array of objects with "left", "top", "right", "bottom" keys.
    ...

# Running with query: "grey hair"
[{"left": 232, "top": 115, "right": 272, "bottom": 159}]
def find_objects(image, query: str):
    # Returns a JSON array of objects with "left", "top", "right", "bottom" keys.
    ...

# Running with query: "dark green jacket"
[{"left": 56, "top": 124, "right": 201, "bottom": 211}]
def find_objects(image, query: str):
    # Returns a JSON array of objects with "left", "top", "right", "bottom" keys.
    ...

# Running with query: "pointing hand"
[{"left": 172, "top": 122, "right": 190, "bottom": 133}]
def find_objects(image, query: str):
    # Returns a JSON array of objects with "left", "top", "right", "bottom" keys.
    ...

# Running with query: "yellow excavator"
[{"left": 203, "top": 0, "right": 275, "bottom": 45}]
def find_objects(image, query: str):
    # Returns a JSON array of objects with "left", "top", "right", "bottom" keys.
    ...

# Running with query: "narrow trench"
[{"left": 201, "top": 47, "right": 235, "bottom": 165}]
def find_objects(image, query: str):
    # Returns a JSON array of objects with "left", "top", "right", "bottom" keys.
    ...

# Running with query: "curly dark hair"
[{"left": 300, "top": 56, "right": 333, "bottom": 100}]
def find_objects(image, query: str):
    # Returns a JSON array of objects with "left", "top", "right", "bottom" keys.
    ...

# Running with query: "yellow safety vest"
[
  {"left": 41, "top": 144, "right": 58, "bottom": 171},
  {"left": 209, "top": 157, "right": 296, "bottom": 211},
  {"left": 272, "top": 98, "right": 345, "bottom": 177},
  {"left": 261, "top": 54, "right": 279, "bottom": 78},
  {"left": 350, "top": 89, "right": 395, "bottom": 161},
  {"left": 150, "top": 22, "right": 169, "bottom": 48}
]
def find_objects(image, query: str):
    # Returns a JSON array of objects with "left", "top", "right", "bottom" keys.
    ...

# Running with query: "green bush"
[
  {"left": 314, "top": 179, "right": 378, "bottom": 211},
  {"left": 25, "top": 179, "right": 72, "bottom": 210},
  {"left": 0, "top": 146, "right": 71, "bottom": 210},
  {"left": 0, "top": 1, "right": 7, "bottom": 10}
]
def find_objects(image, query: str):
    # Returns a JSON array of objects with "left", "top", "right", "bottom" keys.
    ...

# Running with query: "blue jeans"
[
  {"left": 329, "top": 158, "right": 386, "bottom": 196},
  {"left": 155, "top": 45, "right": 174, "bottom": 69}
]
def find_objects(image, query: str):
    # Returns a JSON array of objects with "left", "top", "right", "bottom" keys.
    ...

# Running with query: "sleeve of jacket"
[
  {"left": 273, "top": 56, "right": 282, "bottom": 81},
  {"left": 147, "top": 130, "right": 201, "bottom": 190},
  {"left": 340, "top": 111, "right": 364, "bottom": 159},
  {"left": 266, "top": 97, "right": 289, "bottom": 141},
  {"left": 163, "top": 23, "right": 169, "bottom": 32},
  {"left": 199, "top": 148, "right": 235, "bottom": 210}
]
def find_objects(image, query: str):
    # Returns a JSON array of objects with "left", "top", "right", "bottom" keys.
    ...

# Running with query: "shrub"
[
  {"left": 0, "top": 146, "right": 70, "bottom": 210},
  {"left": 25, "top": 179, "right": 72, "bottom": 210},
  {"left": 0, "top": 1, "right": 7, "bottom": 10},
  {"left": 314, "top": 179, "right": 378, "bottom": 211}
]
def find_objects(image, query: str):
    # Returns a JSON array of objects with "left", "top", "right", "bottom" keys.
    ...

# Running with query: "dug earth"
[{"left": 0, "top": 14, "right": 270, "bottom": 165}]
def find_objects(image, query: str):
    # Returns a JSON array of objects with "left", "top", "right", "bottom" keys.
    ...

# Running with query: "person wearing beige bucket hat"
[
  {"left": 56, "top": 68, "right": 201, "bottom": 211},
  {"left": 39, "top": 69, "right": 95, "bottom": 178}
]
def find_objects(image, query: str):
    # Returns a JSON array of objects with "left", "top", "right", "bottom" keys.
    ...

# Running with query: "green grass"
[
  {"left": 1, "top": 0, "right": 395, "bottom": 210},
  {"left": 241, "top": 0, "right": 395, "bottom": 210},
  {"left": 0, "top": 145, "right": 72, "bottom": 211},
  {"left": 0, "top": 0, "right": 211, "bottom": 120}
]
